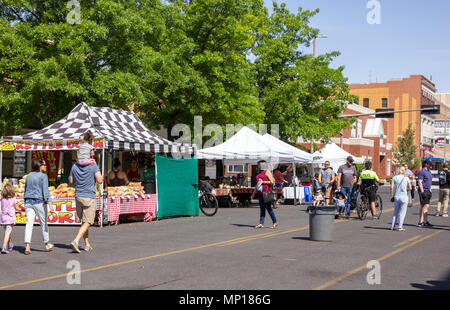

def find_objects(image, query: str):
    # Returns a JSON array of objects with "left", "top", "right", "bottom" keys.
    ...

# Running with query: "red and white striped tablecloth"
[{"left": 107, "top": 195, "right": 157, "bottom": 225}]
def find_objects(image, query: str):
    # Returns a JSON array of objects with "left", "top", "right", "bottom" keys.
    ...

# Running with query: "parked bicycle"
[
  {"left": 195, "top": 182, "right": 218, "bottom": 216},
  {"left": 356, "top": 183, "right": 383, "bottom": 220}
]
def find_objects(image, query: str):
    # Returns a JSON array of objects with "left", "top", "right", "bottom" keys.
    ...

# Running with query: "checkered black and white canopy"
[{"left": 6, "top": 102, "right": 195, "bottom": 154}]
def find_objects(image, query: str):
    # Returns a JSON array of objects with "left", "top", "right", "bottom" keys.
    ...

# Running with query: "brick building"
[
  {"left": 433, "top": 94, "right": 450, "bottom": 161},
  {"left": 297, "top": 104, "right": 393, "bottom": 179},
  {"left": 349, "top": 75, "right": 438, "bottom": 159}
]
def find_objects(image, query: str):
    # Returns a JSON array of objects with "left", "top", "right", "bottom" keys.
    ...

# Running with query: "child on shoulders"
[{"left": 77, "top": 130, "right": 96, "bottom": 166}]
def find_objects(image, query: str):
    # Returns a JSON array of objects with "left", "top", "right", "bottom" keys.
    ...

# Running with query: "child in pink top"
[{"left": 1, "top": 183, "right": 20, "bottom": 254}]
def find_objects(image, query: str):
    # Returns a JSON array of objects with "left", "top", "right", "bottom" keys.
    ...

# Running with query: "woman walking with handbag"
[
  {"left": 23, "top": 158, "right": 55, "bottom": 255},
  {"left": 390, "top": 166, "right": 412, "bottom": 231},
  {"left": 251, "top": 161, "right": 278, "bottom": 229}
]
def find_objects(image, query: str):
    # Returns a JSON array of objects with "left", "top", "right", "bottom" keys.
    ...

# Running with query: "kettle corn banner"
[{"left": 0, "top": 138, "right": 103, "bottom": 151}]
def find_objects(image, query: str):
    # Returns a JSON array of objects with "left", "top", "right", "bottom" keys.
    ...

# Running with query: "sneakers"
[
  {"left": 7, "top": 243, "right": 13, "bottom": 252},
  {"left": 70, "top": 240, "right": 81, "bottom": 253},
  {"left": 443, "top": 214, "right": 449, "bottom": 218},
  {"left": 418, "top": 222, "right": 433, "bottom": 228},
  {"left": 84, "top": 245, "right": 93, "bottom": 252},
  {"left": 435, "top": 213, "right": 441, "bottom": 217},
  {"left": 1, "top": 247, "right": 9, "bottom": 254}
]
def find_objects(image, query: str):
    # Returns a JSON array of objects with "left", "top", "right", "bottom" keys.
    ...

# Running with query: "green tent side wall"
[{"left": 156, "top": 154, "right": 199, "bottom": 219}]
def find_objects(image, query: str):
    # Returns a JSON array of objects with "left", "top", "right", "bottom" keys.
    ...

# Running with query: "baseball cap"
[
  {"left": 347, "top": 156, "right": 354, "bottom": 163},
  {"left": 423, "top": 159, "right": 432, "bottom": 166}
]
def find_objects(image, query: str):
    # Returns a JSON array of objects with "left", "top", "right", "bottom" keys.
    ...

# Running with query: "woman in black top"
[{"left": 107, "top": 159, "right": 129, "bottom": 187}]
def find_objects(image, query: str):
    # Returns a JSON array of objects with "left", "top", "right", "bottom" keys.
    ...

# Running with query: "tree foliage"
[
  {"left": 0, "top": 0, "right": 355, "bottom": 143},
  {"left": 393, "top": 123, "right": 421, "bottom": 170}
]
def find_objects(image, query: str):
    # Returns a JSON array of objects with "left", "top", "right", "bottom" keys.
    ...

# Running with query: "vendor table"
[
  {"left": 282, "top": 186, "right": 309, "bottom": 203},
  {"left": 106, "top": 194, "right": 157, "bottom": 225},
  {"left": 212, "top": 188, "right": 231, "bottom": 196},
  {"left": 212, "top": 187, "right": 283, "bottom": 206}
]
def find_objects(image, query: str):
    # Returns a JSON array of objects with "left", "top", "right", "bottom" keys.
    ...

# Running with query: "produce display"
[
  {"left": 12, "top": 175, "right": 26, "bottom": 198},
  {"left": 8, "top": 176, "right": 97, "bottom": 198},
  {"left": 49, "top": 183, "right": 75, "bottom": 198},
  {"left": 5, "top": 177, "right": 146, "bottom": 198},
  {"left": 107, "top": 182, "right": 146, "bottom": 196}
]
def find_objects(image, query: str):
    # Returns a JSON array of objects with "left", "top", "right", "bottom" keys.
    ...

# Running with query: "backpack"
[{"left": 438, "top": 170, "right": 447, "bottom": 186}]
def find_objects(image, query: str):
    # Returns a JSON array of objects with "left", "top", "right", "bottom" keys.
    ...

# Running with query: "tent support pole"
[
  {"left": 0, "top": 136, "right": 3, "bottom": 184},
  {"left": 0, "top": 150, "right": 3, "bottom": 185},
  {"left": 293, "top": 162, "right": 297, "bottom": 206},
  {"left": 101, "top": 140, "right": 105, "bottom": 228}
]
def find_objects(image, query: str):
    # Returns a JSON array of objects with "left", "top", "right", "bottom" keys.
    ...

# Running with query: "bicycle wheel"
[
  {"left": 376, "top": 194, "right": 383, "bottom": 218},
  {"left": 357, "top": 195, "right": 369, "bottom": 220},
  {"left": 199, "top": 193, "right": 218, "bottom": 216}
]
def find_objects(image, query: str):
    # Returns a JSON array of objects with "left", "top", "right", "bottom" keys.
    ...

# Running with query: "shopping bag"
[{"left": 304, "top": 186, "right": 312, "bottom": 203}]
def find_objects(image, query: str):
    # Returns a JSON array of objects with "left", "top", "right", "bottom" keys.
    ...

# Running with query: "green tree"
[
  {"left": 0, "top": 0, "right": 355, "bottom": 144},
  {"left": 0, "top": 0, "right": 264, "bottom": 137},
  {"left": 393, "top": 123, "right": 421, "bottom": 170},
  {"left": 252, "top": 2, "right": 357, "bottom": 144}
]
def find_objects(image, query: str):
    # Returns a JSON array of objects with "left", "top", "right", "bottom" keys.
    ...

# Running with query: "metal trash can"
[{"left": 307, "top": 205, "right": 337, "bottom": 242}]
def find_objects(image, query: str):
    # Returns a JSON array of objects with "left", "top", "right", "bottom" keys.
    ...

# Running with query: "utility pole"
[{"left": 310, "top": 34, "right": 328, "bottom": 154}]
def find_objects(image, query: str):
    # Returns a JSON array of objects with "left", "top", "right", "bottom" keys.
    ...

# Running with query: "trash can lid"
[{"left": 307, "top": 205, "right": 337, "bottom": 212}]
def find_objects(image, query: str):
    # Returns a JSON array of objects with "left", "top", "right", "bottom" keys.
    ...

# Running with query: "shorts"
[
  {"left": 366, "top": 189, "right": 377, "bottom": 203},
  {"left": 2, "top": 225, "right": 13, "bottom": 234},
  {"left": 419, "top": 190, "right": 432, "bottom": 206},
  {"left": 75, "top": 197, "right": 96, "bottom": 225}
]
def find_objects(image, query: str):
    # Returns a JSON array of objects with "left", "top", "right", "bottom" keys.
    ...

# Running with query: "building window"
[
  {"left": 357, "top": 120, "right": 362, "bottom": 138},
  {"left": 363, "top": 98, "right": 369, "bottom": 108},
  {"left": 228, "top": 164, "right": 249, "bottom": 173},
  {"left": 351, "top": 122, "right": 356, "bottom": 138},
  {"left": 382, "top": 98, "right": 388, "bottom": 108}
]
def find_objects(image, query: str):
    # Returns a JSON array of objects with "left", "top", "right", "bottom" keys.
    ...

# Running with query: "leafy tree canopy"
[
  {"left": 0, "top": 0, "right": 355, "bottom": 143},
  {"left": 393, "top": 123, "right": 421, "bottom": 170}
]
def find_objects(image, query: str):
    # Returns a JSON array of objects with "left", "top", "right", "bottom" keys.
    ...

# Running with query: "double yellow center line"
[
  {"left": 0, "top": 198, "right": 441, "bottom": 289},
  {"left": 314, "top": 230, "right": 444, "bottom": 290}
]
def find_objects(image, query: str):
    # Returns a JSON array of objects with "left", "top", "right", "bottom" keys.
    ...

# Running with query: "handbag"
[{"left": 263, "top": 186, "right": 277, "bottom": 204}]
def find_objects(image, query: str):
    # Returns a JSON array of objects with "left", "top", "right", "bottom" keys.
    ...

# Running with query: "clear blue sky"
[{"left": 263, "top": 0, "right": 450, "bottom": 93}]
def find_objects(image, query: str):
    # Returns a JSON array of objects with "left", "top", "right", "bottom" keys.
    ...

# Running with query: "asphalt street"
[{"left": 0, "top": 186, "right": 449, "bottom": 290}]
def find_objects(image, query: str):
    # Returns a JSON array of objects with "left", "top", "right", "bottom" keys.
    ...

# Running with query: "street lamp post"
[{"left": 310, "top": 34, "right": 328, "bottom": 154}]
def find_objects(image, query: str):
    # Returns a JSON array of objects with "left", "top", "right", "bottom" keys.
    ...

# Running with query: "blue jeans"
[
  {"left": 258, "top": 194, "right": 277, "bottom": 225},
  {"left": 340, "top": 187, "right": 353, "bottom": 215}
]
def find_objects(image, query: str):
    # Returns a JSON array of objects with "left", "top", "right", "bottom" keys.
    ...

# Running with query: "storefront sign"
[
  {"left": 1, "top": 138, "right": 103, "bottom": 151},
  {"left": 31, "top": 151, "right": 61, "bottom": 182},
  {"left": 15, "top": 199, "right": 81, "bottom": 225}
]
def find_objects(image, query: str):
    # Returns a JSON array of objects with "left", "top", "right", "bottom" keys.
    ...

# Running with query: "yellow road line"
[
  {"left": 220, "top": 226, "right": 310, "bottom": 246},
  {"left": 0, "top": 227, "right": 306, "bottom": 290},
  {"left": 314, "top": 230, "right": 444, "bottom": 290},
  {"left": 0, "top": 198, "right": 439, "bottom": 290},
  {"left": 394, "top": 234, "right": 422, "bottom": 247}
]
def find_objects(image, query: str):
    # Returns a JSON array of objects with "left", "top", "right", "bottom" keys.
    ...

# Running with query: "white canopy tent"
[
  {"left": 312, "top": 142, "right": 364, "bottom": 172},
  {"left": 197, "top": 127, "right": 311, "bottom": 205},
  {"left": 196, "top": 126, "right": 295, "bottom": 165},
  {"left": 261, "top": 133, "right": 313, "bottom": 164}
]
